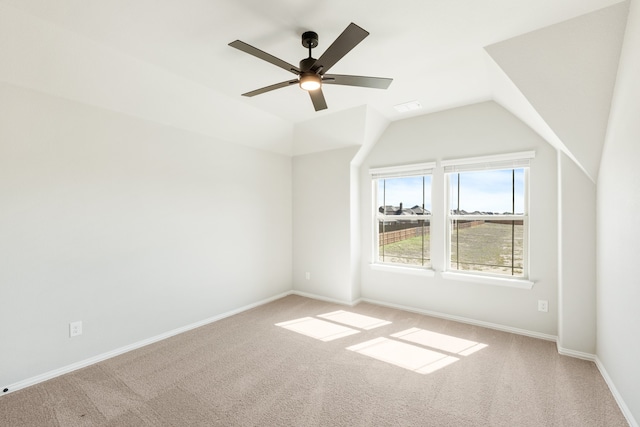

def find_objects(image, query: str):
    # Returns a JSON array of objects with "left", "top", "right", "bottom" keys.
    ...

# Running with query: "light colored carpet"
[{"left": 0, "top": 295, "right": 628, "bottom": 426}]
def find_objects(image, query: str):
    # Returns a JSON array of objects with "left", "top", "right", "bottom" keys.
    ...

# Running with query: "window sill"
[
  {"left": 370, "top": 263, "right": 436, "bottom": 277},
  {"left": 441, "top": 271, "right": 534, "bottom": 289}
]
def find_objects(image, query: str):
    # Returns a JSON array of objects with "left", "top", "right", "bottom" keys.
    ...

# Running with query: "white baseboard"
[
  {"left": 595, "top": 357, "right": 639, "bottom": 427},
  {"left": 291, "top": 289, "right": 361, "bottom": 307},
  {"left": 556, "top": 345, "right": 596, "bottom": 361},
  {"left": 2, "top": 290, "right": 293, "bottom": 397},
  {"left": 359, "top": 297, "right": 558, "bottom": 342},
  {"left": 289, "top": 292, "right": 557, "bottom": 343}
]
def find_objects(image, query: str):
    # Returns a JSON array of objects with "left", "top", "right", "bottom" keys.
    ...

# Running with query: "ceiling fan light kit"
[
  {"left": 229, "top": 23, "right": 393, "bottom": 111},
  {"left": 299, "top": 74, "right": 321, "bottom": 91}
]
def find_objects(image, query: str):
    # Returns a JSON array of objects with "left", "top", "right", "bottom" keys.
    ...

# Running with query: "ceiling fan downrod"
[{"left": 300, "top": 31, "right": 319, "bottom": 72}]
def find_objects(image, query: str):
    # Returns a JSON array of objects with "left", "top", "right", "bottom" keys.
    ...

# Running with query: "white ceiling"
[{"left": 0, "top": 0, "right": 626, "bottom": 155}]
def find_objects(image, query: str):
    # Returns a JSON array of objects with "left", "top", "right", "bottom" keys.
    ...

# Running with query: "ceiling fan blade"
[
  {"left": 242, "top": 79, "right": 298, "bottom": 97},
  {"left": 323, "top": 74, "right": 393, "bottom": 89},
  {"left": 229, "top": 40, "right": 300, "bottom": 75},
  {"left": 314, "top": 23, "right": 369, "bottom": 74},
  {"left": 309, "top": 89, "right": 328, "bottom": 111}
]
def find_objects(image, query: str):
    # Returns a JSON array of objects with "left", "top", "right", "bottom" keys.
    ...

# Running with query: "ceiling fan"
[{"left": 229, "top": 23, "right": 393, "bottom": 111}]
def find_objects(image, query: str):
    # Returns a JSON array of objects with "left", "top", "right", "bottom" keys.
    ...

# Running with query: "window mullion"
[
  {"left": 382, "top": 179, "right": 386, "bottom": 262},
  {"left": 456, "top": 173, "right": 460, "bottom": 271},
  {"left": 512, "top": 169, "right": 515, "bottom": 275}
]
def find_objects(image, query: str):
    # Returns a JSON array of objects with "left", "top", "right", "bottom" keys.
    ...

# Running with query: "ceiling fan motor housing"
[
  {"left": 299, "top": 57, "right": 318, "bottom": 72},
  {"left": 301, "top": 31, "right": 318, "bottom": 49}
]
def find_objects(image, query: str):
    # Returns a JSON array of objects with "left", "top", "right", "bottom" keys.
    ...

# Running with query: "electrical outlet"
[
  {"left": 538, "top": 300, "right": 549, "bottom": 313},
  {"left": 69, "top": 321, "right": 82, "bottom": 337},
  {"left": 305, "top": 272, "right": 311, "bottom": 280}
]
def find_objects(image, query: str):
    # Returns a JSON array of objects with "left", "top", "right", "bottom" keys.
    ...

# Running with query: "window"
[
  {"left": 371, "top": 163, "right": 434, "bottom": 268},
  {"left": 443, "top": 152, "right": 532, "bottom": 278},
  {"left": 370, "top": 152, "right": 534, "bottom": 285}
]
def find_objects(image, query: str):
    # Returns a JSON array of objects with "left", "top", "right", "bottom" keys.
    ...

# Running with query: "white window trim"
[
  {"left": 377, "top": 214, "right": 432, "bottom": 222},
  {"left": 371, "top": 162, "right": 435, "bottom": 271},
  {"left": 444, "top": 151, "right": 533, "bottom": 281},
  {"left": 370, "top": 263, "right": 436, "bottom": 277},
  {"left": 441, "top": 271, "right": 534, "bottom": 289},
  {"left": 370, "top": 162, "right": 436, "bottom": 179},
  {"left": 369, "top": 152, "right": 537, "bottom": 289},
  {"left": 441, "top": 151, "right": 535, "bottom": 171}
]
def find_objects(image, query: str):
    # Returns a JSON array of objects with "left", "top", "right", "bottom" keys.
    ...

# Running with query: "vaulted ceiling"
[{"left": 0, "top": 0, "right": 629, "bottom": 171}]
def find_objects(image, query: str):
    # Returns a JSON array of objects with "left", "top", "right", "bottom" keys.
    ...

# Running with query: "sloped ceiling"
[
  {"left": 293, "top": 106, "right": 370, "bottom": 157},
  {"left": 0, "top": 0, "right": 628, "bottom": 157},
  {"left": 486, "top": 1, "right": 629, "bottom": 181}
]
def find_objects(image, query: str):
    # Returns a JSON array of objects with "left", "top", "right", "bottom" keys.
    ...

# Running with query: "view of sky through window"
[
  {"left": 377, "top": 169, "right": 524, "bottom": 214},
  {"left": 377, "top": 176, "right": 432, "bottom": 211},
  {"left": 450, "top": 168, "right": 524, "bottom": 214}
]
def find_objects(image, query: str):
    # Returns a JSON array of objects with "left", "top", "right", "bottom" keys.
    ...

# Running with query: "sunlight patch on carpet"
[
  {"left": 347, "top": 337, "right": 459, "bottom": 374},
  {"left": 391, "top": 328, "right": 488, "bottom": 355},
  {"left": 317, "top": 310, "right": 392, "bottom": 330},
  {"left": 275, "top": 317, "right": 360, "bottom": 341}
]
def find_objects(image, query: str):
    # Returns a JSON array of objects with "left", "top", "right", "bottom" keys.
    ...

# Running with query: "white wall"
[
  {"left": 558, "top": 152, "right": 597, "bottom": 355},
  {"left": 597, "top": 0, "right": 640, "bottom": 423},
  {"left": 359, "top": 102, "right": 559, "bottom": 336},
  {"left": 292, "top": 106, "right": 390, "bottom": 304},
  {"left": 0, "top": 82, "right": 292, "bottom": 388},
  {"left": 292, "top": 146, "right": 360, "bottom": 303}
]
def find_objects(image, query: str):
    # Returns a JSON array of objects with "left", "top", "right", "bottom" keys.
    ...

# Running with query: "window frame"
[
  {"left": 369, "top": 152, "right": 536, "bottom": 289},
  {"left": 442, "top": 151, "right": 534, "bottom": 281},
  {"left": 370, "top": 162, "right": 435, "bottom": 271}
]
